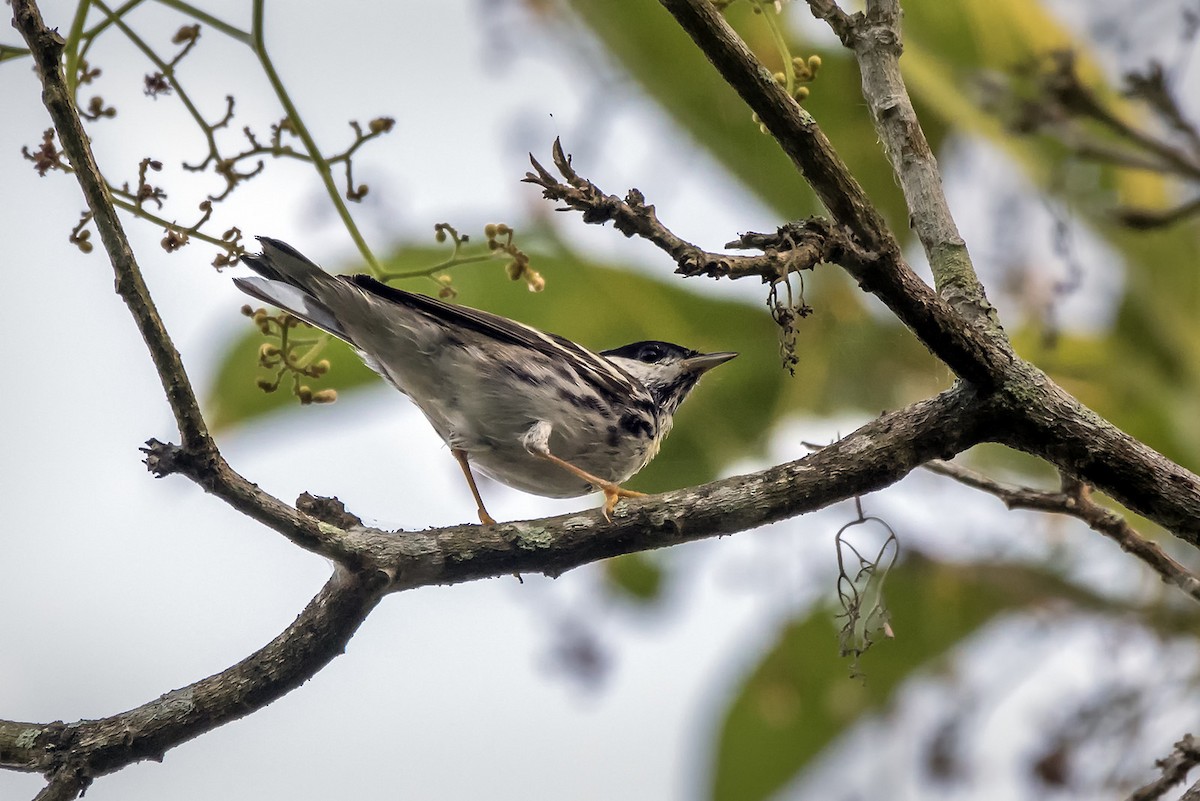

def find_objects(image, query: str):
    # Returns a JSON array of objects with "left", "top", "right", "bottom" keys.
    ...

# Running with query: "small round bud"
[
  {"left": 312, "top": 359, "right": 331, "bottom": 376},
  {"left": 438, "top": 286, "right": 458, "bottom": 299},
  {"left": 298, "top": 386, "right": 313, "bottom": 404},
  {"left": 240, "top": 304, "right": 254, "bottom": 317},
  {"left": 435, "top": 229, "right": 447, "bottom": 243},
  {"left": 526, "top": 270, "right": 545, "bottom": 292},
  {"left": 773, "top": 72, "right": 786, "bottom": 85},
  {"left": 368, "top": 117, "right": 395, "bottom": 134},
  {"left": 505, "top": 260, "right": 523, "bottom": 281},
  {"left": 312, "top": 389, "right": 338, "bottom": 404},
  {"left": 759, "top": 123, "right": 770, "bottom": 135},
  {"left": 794, "top": 86, "right": 810, "bottom": 101},
  {"left": 808, "top": 55, "right": 822, "bottom": 72},
  {"left": 255, "top": 378, "right": 276, "bottom": 393},
  {"left": 483, "top": 223, "right": 498, "bottom": 238},
  {"left": 495, "top": 223, "right": 512, "bottom": 236}
]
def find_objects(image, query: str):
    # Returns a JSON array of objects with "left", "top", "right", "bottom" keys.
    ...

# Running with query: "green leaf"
[{"left": 709, "top": 556, "right": 1087, "bottom": 801}]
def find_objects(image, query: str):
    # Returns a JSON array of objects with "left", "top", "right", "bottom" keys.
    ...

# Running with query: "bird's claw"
[{"left": 599, "top": 484, "right": 647, "bottom": 522}]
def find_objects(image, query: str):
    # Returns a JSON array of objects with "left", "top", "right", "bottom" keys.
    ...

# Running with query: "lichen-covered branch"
[{"left": 810, "top": 0, "right": 1001, "bottom": 332}]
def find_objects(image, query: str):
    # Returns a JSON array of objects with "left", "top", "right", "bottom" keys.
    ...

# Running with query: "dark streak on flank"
[
  {"left": 501, "top": 363, "right": 540, "bottom": 387},
  {"left": 606, "top": 425, "right": 620, "bottom": 448},
  {"left": 619, "top": 412, "right": 655, "bottom": 440},
  {"left": 557, "top": 388, "right": 606, "bottom": 412}
]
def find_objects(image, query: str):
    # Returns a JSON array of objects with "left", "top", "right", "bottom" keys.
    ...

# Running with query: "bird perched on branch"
[{"left": 235, "top": 237, "right": 736, "bottom": 524}]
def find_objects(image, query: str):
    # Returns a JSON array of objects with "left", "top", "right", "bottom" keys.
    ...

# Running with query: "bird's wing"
[{"left": 346, "top": 275, "right": 638, "bottom": 401}]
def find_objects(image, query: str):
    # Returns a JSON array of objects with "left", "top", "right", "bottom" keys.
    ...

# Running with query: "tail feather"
[
  {"left": 232, "top": 276, "right": 350, "bottom": 341},
  {"left": 240, "top": 236, "right": 330, "bottom": 294},
  {"left": 235, "top": 237, "right": 353, "bottom": 342}
]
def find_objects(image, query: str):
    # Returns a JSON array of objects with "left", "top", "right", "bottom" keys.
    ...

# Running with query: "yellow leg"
[
  {"left": 534, "top": 449, "right": 647, "bottom": 522},
  {"left": 452, "top": 448, "right": 497, "bottom": 526}
]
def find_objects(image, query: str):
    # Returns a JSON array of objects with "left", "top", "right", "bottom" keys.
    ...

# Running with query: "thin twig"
[
  {"left": 523, "top": 139, "right": 865, "bottom": 281},
  {"left": 1128, "top": 734, "right": 1200, "bottom": 801},
  {"left": 926, "top": 461, "right": 1200, "bottom": 605},
  {"left": 249, "top": 0, "right": 381, "bottom": 275}
]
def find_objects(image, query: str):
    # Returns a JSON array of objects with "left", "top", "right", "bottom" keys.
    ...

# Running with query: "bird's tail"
[{"left": 234, "top": 237, "right": 351, "bottom": 341}]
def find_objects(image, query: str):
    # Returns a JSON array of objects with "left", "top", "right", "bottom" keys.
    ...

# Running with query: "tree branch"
[
  {"left": 814, "top": 0, "right": 1000, "bottom": 331},
  {"left": 1128, "top": 734, "right": 1200, "bottom": 801},
  {"left": 0, "top": 569, "right": 385, "bottom": 787},
  {"left": 524, "top": 139, "right": 868, "bottom": 281},
  {"left": 657, "top": 0, "right": 1011, "bottom": 388},
  {"left": 926, "top": 462, "right": 1200, "bottom": 604},
  {"left": 995, "top": 366, "right": 1200, "bottom": 545}
]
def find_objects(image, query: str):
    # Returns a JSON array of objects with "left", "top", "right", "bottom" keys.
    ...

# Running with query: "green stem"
[
  {"left": 0, "top": 44, "right": 32, "bottom": 63},
  {"left": 81, "top": 0, "right": 143, "bottom": 42},
  {"left": 153, "top": 0, "right": 251, "bottom": 43},
  {"left": 250, "top": 0, "right": 381, "bottom": 276},
  {"left": 377, "top": 252, "right": 500, "bottom": 282},
  {"left": 110, "top": 196, "right": 230, "bottom": 248},
  {"left": 759, "top": 2, "right": 794, "bottom": 94},
  {"left": 62, "top": 0, "right": 92, "bottom": 95},
  {"left": 92, "top": 0, "right": 215, "bottom": 155}
]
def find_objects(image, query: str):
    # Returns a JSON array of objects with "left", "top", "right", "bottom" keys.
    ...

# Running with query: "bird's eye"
[{"left": 638, "top": 344, "right": 665, "bottom": 362}]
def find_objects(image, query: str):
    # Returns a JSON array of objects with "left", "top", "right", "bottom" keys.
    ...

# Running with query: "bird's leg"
[
  {"left": 452, "top": 448, "right": 497, "bottom": 526},
  {"left": 522, "top": 422, "right": 646, "bottom": 521}
]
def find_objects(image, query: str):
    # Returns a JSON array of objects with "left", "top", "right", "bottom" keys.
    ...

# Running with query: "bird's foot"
[{"left": 598, "top": 483, "right": 647, "bottom": 522}]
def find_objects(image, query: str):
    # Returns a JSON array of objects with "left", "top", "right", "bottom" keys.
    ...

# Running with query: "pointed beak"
[{"left": 682, "top": 351, "right": 738, "bottom": 374}]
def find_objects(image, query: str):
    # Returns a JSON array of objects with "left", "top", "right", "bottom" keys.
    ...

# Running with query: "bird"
[{"left": 234, "top": 237, "right": 737, "bottom": 525}]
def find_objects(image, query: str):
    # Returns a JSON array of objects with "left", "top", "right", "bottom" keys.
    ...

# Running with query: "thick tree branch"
[
  {"left": 2, "top": 384, "right": 993, "bottom": 783},
  {"left": 657, "top": 0, "right": 1011, "bottom": 388},
  {"left": 995, "top": 366, "right": 1200, "bottom": 545},
  {"left": 136, "top": 385, "right": 990, "bottom": 589},
  {"left": 0, "top": 569, "right": 385, "bottom": 794},
  {"left": 650, "top": 1, "right": 1200, "bottom": 547},
  {"left": 926, "top": 462, "right": 1200, "bottom": 604}
]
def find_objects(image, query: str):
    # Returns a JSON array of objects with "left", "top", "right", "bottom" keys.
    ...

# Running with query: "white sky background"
[{"left": 1, "top": 1, "right": 1197, "bottom": 800}]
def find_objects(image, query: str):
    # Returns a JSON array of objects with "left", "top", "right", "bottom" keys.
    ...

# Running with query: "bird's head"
[{"left": 601, "top": 341, "right": 737, "bottom": 417}]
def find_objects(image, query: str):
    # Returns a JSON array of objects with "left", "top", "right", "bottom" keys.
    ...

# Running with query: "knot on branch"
[
  {"left": 724, "top": 217, "right": 866, "bottom": 280},
  {"left": 297, "top": 492, "right": 363, "bottom": 528},
  {"left": 140, "top": 438, "right": 215, "bottom": 479}
]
